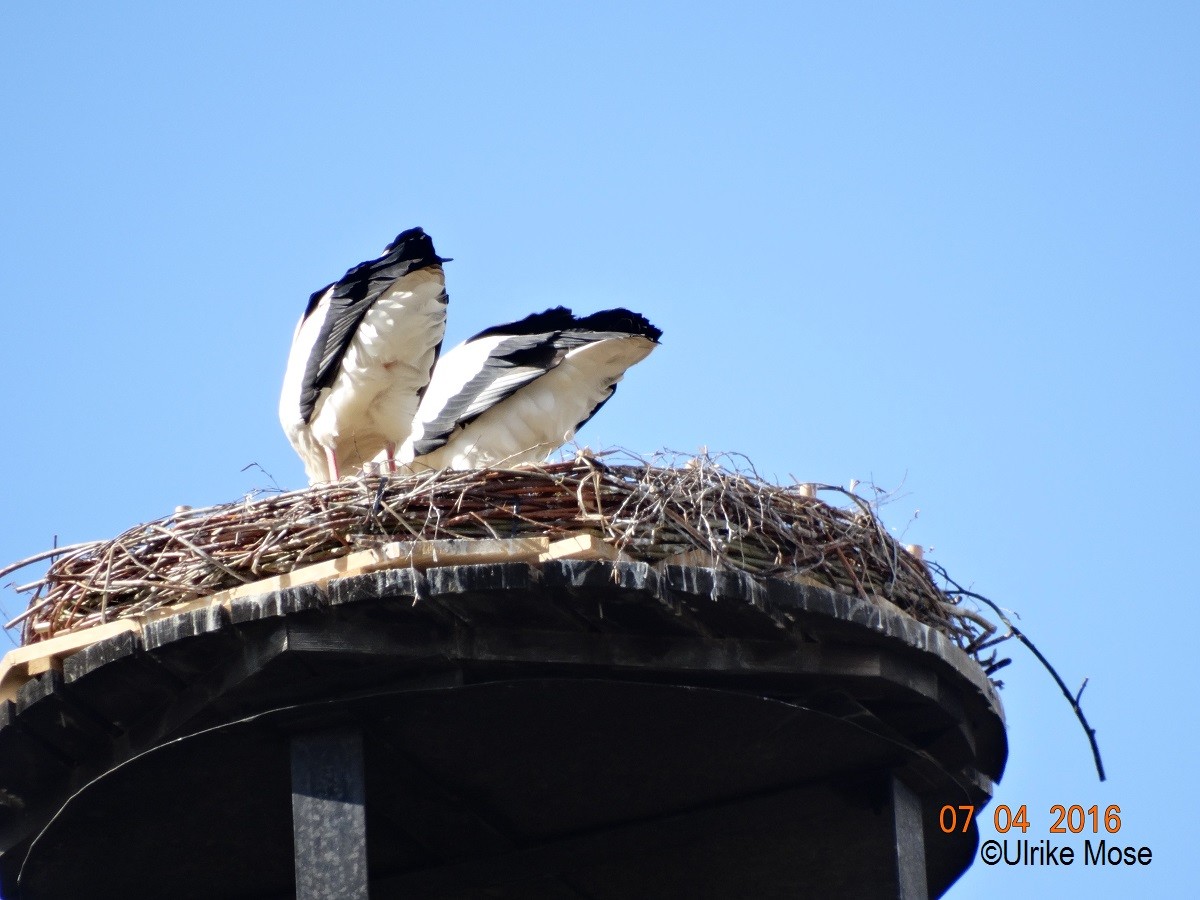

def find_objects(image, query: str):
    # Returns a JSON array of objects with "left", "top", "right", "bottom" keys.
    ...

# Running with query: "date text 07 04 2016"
[{"left": 938, "top": 803, "right": 1123, "bottom": 835}]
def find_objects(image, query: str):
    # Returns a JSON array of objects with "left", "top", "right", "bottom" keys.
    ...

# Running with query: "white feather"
[
  {"left": 279, "top": 266, "right": 447, "bottom": 483},
  {"left": 399, "top": 332, "right": 656, "bottom": 471}
]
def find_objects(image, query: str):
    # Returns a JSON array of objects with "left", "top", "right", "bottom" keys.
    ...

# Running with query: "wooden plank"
[
  {"left": 778, "top": 570, "right": 833, "bottom": 590},
  {"left": 540, "top": 534, "right": 624, "bottom": 562},
  {"left": 202, "top": 536, "right": 557, "bottom": 608},
  {"left": 656, "top": 548, "right": 719, "bottom": 568},
  {"left": 0, "top": 620, "right": 141, "bottom": 704},
  {"left": 0, "top": 534, "right": 621, "bottom": 703},
  {"left": 25, "top": 657, "right": 63, "bottom": 678},
  {"left": 392, "top": 536, "right": 551, "bottom": 569}
]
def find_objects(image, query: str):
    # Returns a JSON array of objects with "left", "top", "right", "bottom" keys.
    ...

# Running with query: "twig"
[
  {"left": 929, "top": 561, "right": 1106, "bottom": 782},
  {"left": 0, "top": 541, "right": 105, "bottom": 582}
]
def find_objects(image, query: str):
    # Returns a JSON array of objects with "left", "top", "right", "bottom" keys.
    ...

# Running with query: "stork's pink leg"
[
  {"left": 384, "top": 442, "right": 397, "bottom": 474},
  {"left": 324, "top": 446, "right": 340, "bottom": 482}
]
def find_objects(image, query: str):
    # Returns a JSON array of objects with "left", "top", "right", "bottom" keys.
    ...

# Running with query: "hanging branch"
[{"left": 927, "top": 560, "right": 1106, "bottom": 782}]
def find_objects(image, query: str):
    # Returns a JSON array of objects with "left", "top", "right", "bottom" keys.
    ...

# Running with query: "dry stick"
[
  {"left": 0, "top": 541, "right": 105, "bottom": 582},
  {"left": 940, "top": 601, "right": 997, "bottom": 635},
  {"left": 928, "top": 560, "right": 1106, "bottom": 783},
  {"left": 146, "top": 524, "right": 255, "bottom": 585},
  {"left": 99, "top": 543, "right": 117, "bottom": 625},
  {"left": 833, "top": 546, "right": 870, "bottom": 603},
  {"left": 4, "top": 596, "right": 56, "bottom": 630}
]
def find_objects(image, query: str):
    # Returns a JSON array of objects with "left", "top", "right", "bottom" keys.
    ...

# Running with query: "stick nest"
[{"left": 3, "top": 452, "right": 1005, "bottom": 673}]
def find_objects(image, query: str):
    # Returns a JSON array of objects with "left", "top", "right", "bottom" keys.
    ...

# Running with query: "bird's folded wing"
[
  {"left": 304, "top": 231, "right": 447, "bottom": 406},
  {"left": 409, "top": 333, "right": 564, "bottom": 456}
]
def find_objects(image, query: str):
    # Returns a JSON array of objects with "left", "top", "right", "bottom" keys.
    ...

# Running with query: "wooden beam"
[
  {"left": 0, "top": 620, "right": 140, "bottom": 704},
  {"left": 540, "top": 533, "right": 624, "bottom": 563},
  {"left": 291, "top": 727, "right": 369, "bottom": 900},
  {"left": 891, "top": 776, "right": 929, "bottom": 899},
  {"left": 656, "top": 548, "right": 719, "bottom": 568},
  {"left": 0, "top": 534, "right": 623, "bottom": 703}
]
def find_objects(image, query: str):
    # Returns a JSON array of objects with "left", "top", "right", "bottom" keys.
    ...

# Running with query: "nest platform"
[
  {"left": 5, "top": 456, "right": 1000, "bottom": 658},
  {"left": 0, "top": 457, "right": 1008, "bottom": 898}
]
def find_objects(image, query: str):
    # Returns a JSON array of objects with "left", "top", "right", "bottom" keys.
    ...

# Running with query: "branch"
[{"left": 929, "top": 561, "right": 1106, "bottom": 782}]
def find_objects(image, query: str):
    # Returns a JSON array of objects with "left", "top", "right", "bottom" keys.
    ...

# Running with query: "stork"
[
  {"left": 397, "top": 306, "right": 661, "bottom": 471},
  {"left": 279, "top": 227, "right": 449, "bottom": 483}
]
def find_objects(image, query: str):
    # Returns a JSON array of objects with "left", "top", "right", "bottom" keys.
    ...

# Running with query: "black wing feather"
[
  {"left": 555, "top": 308, "right": 659, "bottom": 434},
  {"left": 413, "top": 306, "right": 659, "bottom": 457},
  {"left": 410, "top": 332, "right": 562, "bottom": 457},
  {"left": 466, "top": 306, "right": 575, "bottom": 342},
  {"left": 299, "top": 227, "right": 445, "bottom": 422}
]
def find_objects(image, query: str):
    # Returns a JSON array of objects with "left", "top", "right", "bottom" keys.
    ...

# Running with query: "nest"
[{"left": 2, "top": 452, "right": 1003, "bottom": 672}]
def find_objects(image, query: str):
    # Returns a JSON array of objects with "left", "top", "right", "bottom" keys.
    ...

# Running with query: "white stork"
[
  {"left": 279, "top": 227, "right": 449, "bottom": 483},
  {"left": 395, "top": 306, "right": 661, "bottom": 471}
]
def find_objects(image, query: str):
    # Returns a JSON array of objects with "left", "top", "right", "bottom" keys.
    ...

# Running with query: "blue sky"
[{"left": 2, "top": 2, "right": 1197, "bottom": 895}]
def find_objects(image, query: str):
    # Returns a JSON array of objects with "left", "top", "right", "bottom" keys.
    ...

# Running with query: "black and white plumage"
[
  {"left": 279, "top": 227, "right": 449, "bottom": 483},
  {"left": 395, "top": 307, "right": 661, "bottom": 471}
]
